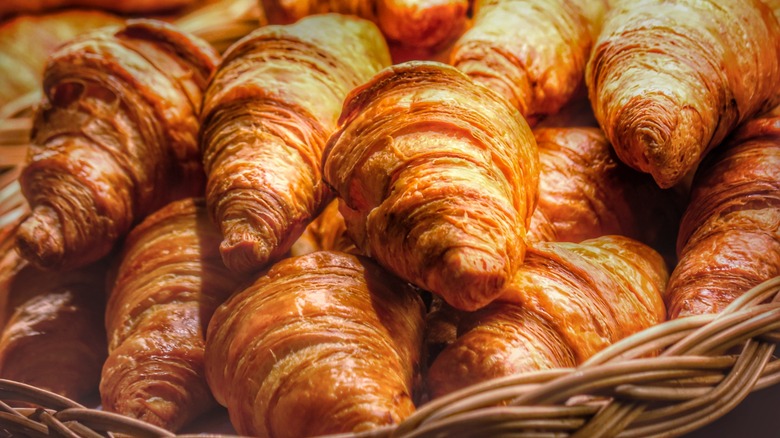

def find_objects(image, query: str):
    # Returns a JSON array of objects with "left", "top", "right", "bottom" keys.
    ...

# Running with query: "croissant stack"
[
  {"left": 665, "top": 116, "right": 780, "bottom": 318},
  {"left": 0, "top": 218, "right": 107, "bottom": 402},
  {"left": 101, "top": 197, "right": 244, "bottom": 431},
  {"left": 427, "top": 235, "right": 668, "bottom": 398},
  {"left": 528, "top": 127, "right": 683, "bottom": 262},
  {"left": 200, "top": 14, "right": 390, "bottom": 274},
  {"left": 15, "top": 20, "right": 219, "bottom": 271},
  {"left": 205, "top": 250, "right": 426, "bottom": 438},
  {"left": 323, "top": 61, "right": 539, "bottom": 311},
  {"left": 259, "top": 0, "right": 468, "bottom": 51},
  {"left": 450, "top": 0, "right": 608, "bottom": 125},
  {"left": 587, "top": 0, "right": 780, "bottom": 188}
]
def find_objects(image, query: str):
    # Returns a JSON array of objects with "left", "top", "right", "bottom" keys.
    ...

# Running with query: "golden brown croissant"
[
  {"left": 260, "top": 0, "right": 467, "bottom": 51},
  {"left": 16, "top": 20, "right": 219, "bottom": 271},
  {"left": 289, "top": 199, "right": 358, "bottom": 257},
  {"left": 0, "top": 10, "right": 123, "bottom": 109},
  {"left": 323, "top": 61, "right": 539, "bottom": 311},
  {"left": 450, "top": 0, "right": 608, "bottom": 125},
  {"left": 200, "top": 14, "right": 390, "bottom": 275},
  {"left": 0, "top": 0, "right": 195, "bottom": 16},
  {"left": 587, "top": 0, "right": 780, "bottom": 188},
  {"left": 665, "top": 116, "right": 780, "bottom": 319},
  {"left": 0, "top": 218, "right": 108, "bottom": 402},
  {"left": 205, "top": 250, "right": 426, "bottom": 437},
  {"left": 427, "top": 235, "right": 668, "bottom": 398},
  {"left": 101, "top": 197, "right": 243, "bottom": 432},
  {"left": 528, "top": 127, "right": 683, "bottom": 262}
]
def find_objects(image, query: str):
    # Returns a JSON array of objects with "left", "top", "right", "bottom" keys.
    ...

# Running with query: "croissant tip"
[
  {"left": 219, "top": 236, "right": 272, "bottom": 275},
  {"left": 437, "top": 246, "right": 509, "bottom": 311},
  {"left": 15, "top": 205, "right": 65, "bottom": 270}
]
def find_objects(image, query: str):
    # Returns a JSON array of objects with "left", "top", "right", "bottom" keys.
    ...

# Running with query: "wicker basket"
[{"left": 0, "top": 276, "right": 778, "bottom": 437}]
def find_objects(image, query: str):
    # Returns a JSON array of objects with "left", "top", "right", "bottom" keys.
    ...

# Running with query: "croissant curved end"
[
  {"left": 614, "top": 93, "right": 703, "bottom": 188},
  {"left": 15, "top": 205, "right": 65, "bottom": 270},
  {"left": 219, "top": 231, "right": 273, "bottom": 275},
  {"left": 435, "top": 245, "right": 510, "bottom": 311}
]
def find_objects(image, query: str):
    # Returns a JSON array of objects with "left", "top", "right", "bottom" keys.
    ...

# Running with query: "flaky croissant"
[
  {"left": 450, "top": 0, "right": 608, "bottom": 125},
  {"left": 0, "top": 10, "right": 122, "bottom": 109},
  {"left": 16, "top": 20, "right": 219, "bottom": 271},
  {"left": 200, "top": 14, "right": 390, "bottom": 275},
  {"left": 101, "top": 197, "right": 243, "bottom": 431},
  {"left": 260, "top": 0, "right": 467, "bottom": 51},
  {"left": 587, "top": 0, "right": 780, "bottom": 188},
  {"left": 0, "top": 218, "right": 107, "bottom": 402},
  {"left": 323, "top": 61, "right": 539, "bottom": 311},
  {"left": 205, "top": 251, "right": 426, "bottom": 438},
  {"left": 665, "top": 116, "right": 780, "bottom": 319},
  {"left": 528, "top": 127, "right": 683, "bottom": 262},
  {"left": 427, "top": 235, "right": 668, "bottom": 398}
]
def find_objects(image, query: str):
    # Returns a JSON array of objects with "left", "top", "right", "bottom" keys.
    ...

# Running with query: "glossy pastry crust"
[
  {"left": 200, "top": 14, "right": 390, "bottom": 275},
  {"left": 289, "top": 199, "right": 358, "bottom": 257},
  {"left": 16, "top": 20, "right": 219, "bottom": 271},
  {"left": 528, "top": 127, "right": 682, "bottom": 262},
  {"left": 0, "top": 219, "right": 107, "bottom": 402},
  {"left": 260, "top": 0, "right": 467, "bottom": 51},
  {"left": 666, "top": 116, "right": 780, "bottom": 318},
  {"left": 587, "top": 0, "right": 780, "bottom": 188},
  {"left": 428, "top": 235, "right": 668, "bottom": 398},
  {"left": 205, "top": 251, "right": 426, "bottom": 438},
  {"left": 101, "top": 198, "right": 243, "bottom": 432},
  {"left": 323, "top": 61, "right": 539, "bottom": 311},
  {"left": 450, "top": 0, "right": 608, "bottom": 125}
]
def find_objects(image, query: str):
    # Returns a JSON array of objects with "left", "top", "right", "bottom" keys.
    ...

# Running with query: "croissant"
[
  {"left": 200, "top": 14, "right": 390, "bottom": 275},
  {"left": 528, "top": 127, "right": 683, "bottom": 263},
  {"left": 205, "top": 250, "right": 426, "bottom": 437},
  {"left": 0, "top": 10, "right": 122, "bottom": 109},
  {"left": 0, "top": 0, "right": 195, "bottom": 16},
  {"left": 587, "top": 0, "right": 780, "bottom": 188},
  {"left": 450, "top": 0, "right": 608, "bottom": 125},
  {"left": 0, "top": 218, "right": 107, "bottom": 402},
  {"left": 260, "top": 0, "right": 467, "bottom": 51},
  {"left": 323, "top": 61, "right": 539, "bottom": 311},
  {"left": 665, "top": 116, "right": 780, "bottom": 319},
  {"left": 101, "top": 197, "right": 243, "bottom": 431},
  {"left": 16, "top": 20, "right": 219, "bottom": 271},
  {"left": 289, "top": 199, "right": 358, "bottom": 257},
  {"left": 427, "top": 235, "right": 668, "bottom": 398}
]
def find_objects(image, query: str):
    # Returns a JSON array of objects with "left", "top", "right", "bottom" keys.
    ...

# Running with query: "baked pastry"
[
  {"left": 16, "top": 20, "right": 219, "bottom": 271},
  {"left": 0, "top": 0, "right": 195, "bottom": 16},
  {"left": 0, "top": 10, "right": 122, "bottom": 109},
  {"left": 205, "top": 250, "right": 426, "bottom": 437},
  {"left": 323, "top": 61, "right": 539, "bottom": 311},
  {"left": 587, "top": 0, "right": 780, "bottom": 187},
  {"left": 427, "top": 235, "right": 668, "bottom": 398},
  {"left": 528, "top": 126, "right": 683, "bottom": 263},
  {"left": 665, "top": 115, "right": 780, "bottom": 318},
  {"left": 289, "top": 199, "right": 358, "bottom": 257},
  {"left": 101, "top": 197, "right": 244, "bottom": 431},
  {"left": 0, "top": 218, "right": 107, "bottom": 402},
  {"left": 450, "top": 0, "right": 608, "bottom": 125},
  {"left": 200, "top": 14, "right": 390, "bottom": 275},
  {"left": 260, "top": 0, "right": 467, "bottom": 51}
]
